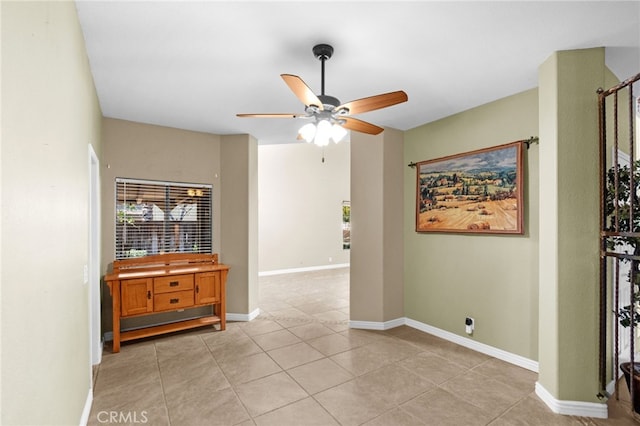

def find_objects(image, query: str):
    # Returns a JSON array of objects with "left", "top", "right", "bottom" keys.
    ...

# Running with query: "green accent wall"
[
  {"left": 404, "top": 88, "right": 539, "bottom": 360},
  {"left": 538, "top": 47, "right": 604, "bottom": 402},
  {"left": 405, "top": 47, "right": 614, "bottom": 405}
]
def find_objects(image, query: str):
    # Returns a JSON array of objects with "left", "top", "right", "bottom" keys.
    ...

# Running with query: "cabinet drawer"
[
  {"left": 154, "top": 290, "right": 194, "bottom": 312},
  {"left": 154, "top": 274, "right": 194, "bottom": 294}
]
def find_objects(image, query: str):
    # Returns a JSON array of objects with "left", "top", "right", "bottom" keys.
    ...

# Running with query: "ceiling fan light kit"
[
  {"left": 299, "top": 119, "right": 348, "bottom": 146},
  {"left": 237, "top": 44, "right": 408, "bottom": 145}
]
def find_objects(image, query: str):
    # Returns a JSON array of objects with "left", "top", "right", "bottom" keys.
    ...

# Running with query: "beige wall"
[
  {"left": 100, "top": 118, "right": 222, "bottom": 330},
  {"left": 404, "top": 89, "right": 539, "bottom": 359},
  {"left": 100, "top": 118, "right": 222, "bottom": 269},
  {"left": 350, "top": 129, "right": 404, "bottom": 323},
  {"left": 258, "top": 141, "right": 350, "bottom": 272},
  {"left": 100, "top": 121, "right": 259, "bottom": 324},
  {"left": 220, "top": 134, "right": 259, "bottom": 315},
  {"left": 1, "top": 1, "right": 102, "bottom": 423}
]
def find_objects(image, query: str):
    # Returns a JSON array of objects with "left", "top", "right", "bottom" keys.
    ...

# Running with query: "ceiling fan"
[{"left": 236, "top": 44, "right": 408, "bottom": 145}]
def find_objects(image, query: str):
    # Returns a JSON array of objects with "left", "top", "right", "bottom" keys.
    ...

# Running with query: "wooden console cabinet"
[{"left": 105, "top": 253, "right": 229, "bottom": 353}]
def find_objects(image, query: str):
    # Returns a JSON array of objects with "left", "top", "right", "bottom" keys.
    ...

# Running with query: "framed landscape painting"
[{"left": 415, "top": 141, "right": 523, "bottom": 234}]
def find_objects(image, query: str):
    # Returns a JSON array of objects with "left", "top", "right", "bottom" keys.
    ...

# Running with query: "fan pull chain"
[{"left": 322, "top": 147, "right": 325, "bottom": 163}]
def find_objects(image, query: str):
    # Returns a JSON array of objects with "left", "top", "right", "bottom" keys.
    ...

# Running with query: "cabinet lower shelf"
[
  {"left": 105, "top": 253, "right": 229, "bottom": 353},
  {"left": 119, "top": 315, "right": 221, "bottom": 343}
]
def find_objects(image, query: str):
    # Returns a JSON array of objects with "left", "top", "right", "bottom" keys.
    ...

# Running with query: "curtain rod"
[{"left": 407, "top": 136, "right": 539, "bottom": 168}]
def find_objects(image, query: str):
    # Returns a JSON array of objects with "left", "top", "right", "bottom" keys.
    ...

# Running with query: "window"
[
  {"left": 342, "top": 201, "right": 350, "bottom": 250},
  {"left": 115, "top": 178, "right": 212, "bottom": 259}
]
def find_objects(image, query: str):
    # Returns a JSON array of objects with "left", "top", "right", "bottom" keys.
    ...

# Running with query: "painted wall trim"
[
  {"left": 227, "top": 308, "right": 261, "bottom": 322},
  {"left": 350, "top": 317, "right": 405, "bottom": 330},
  {"left": 93, "top": 341, "right": 103, "bottom": 366},
  {"left": 80, "top": 388, "right": 93, "bottom": 426},
  {"left": 405, "top": 318, "right": 539, "bottom": 372},
  {"left": 535, "top": 382, "right": 608, "bottom": 419},
  {"left": 350, "top": 317, "right": 539, "bottom": 372},
  {"left": 605, "top": 361, "right": 628, "bottom": 397},
  {"left": 259, "top": 263, "right": 350, "bottom": 277}
]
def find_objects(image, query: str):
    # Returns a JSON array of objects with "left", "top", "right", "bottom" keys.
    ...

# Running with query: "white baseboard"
[
  {"left": 606, "top": 366, "right": 627, "bottom": 397},
  {"left": 405, "top": 318, "right": 539, "bottom": 373},
  {"left": 349, "top": 316, "right": 538, "bottom": 372},
  {"left": 349, "top": 317, "right": 405, "bottom": 330},
  {"left": 259, "top": 263, "right": 350, "bottom": 277},
  {"left": 535, "top": 382, "right": 608, "bottom": 419},
  {"left": 380, "top": 317, "right": 607, "bottom": 418},
  {"left": 227, "top": 308, "right": 260, "bottom": 322},
  {"left": 92, "top": 340, "right": 103, "bottom": 366},
  {"left": 606, "top": 379, "right": 617, "bottom": 400},
  {"left": 79, "top": 388, "right": 93, "bottom": 426}
]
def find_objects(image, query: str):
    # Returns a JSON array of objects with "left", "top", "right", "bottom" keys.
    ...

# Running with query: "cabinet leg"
[
  {"left": 112, "top": 313, "right": 121, "bottom": 353},
  {"left": 112, "top": 281, "right": 121, "bottom": 353},
  {"left": 218, "top": 303, "right": 226, "bottom": 331}
]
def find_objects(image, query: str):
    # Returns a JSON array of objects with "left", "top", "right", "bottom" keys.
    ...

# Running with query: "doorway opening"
[
  {"left": 256, "top": 142, "right": 350, "bottom": 330},
  {"left": 89, "top": 144, "right": 101, "bottom": 367}
]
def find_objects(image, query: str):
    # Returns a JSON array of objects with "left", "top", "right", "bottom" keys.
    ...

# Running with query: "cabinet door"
[
  {"left": 195, "top": 272, "right": 220, "bottom": 305},
  {"left": 121, "top": 278, "right": 153, "bottom": 316}
]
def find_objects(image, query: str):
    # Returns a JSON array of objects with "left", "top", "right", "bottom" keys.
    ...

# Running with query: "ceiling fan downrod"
[{"left": 312, "top": 44, "right": 341, "bottom": 109}]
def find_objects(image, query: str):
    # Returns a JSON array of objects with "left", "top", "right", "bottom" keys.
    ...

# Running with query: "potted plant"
[{"left": 605, "top": 159, "right": 640, "bottom": 412}]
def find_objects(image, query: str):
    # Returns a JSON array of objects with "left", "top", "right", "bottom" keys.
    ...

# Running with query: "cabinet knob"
[
  {"left": 147, "top": 290, "right": 151, "bottom": 299},
  {"left": 196, "top": 284, "right": 200, "bottom": 293},
  {"left": 169, "top": 281, "right": 179, "bottom": 287},
  {"left": 170, "top": 298, "right": 179, "bottom": 304}
]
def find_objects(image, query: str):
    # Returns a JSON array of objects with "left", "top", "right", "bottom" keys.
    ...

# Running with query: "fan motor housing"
[{"left": 318, "top": 94, "right": 340, "bottom": 109}]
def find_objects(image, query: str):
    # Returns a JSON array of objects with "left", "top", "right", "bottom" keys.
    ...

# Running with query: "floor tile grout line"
[
  {"left": 151, "top": 342, "right": 174, "bottom": 426},
  {"left": 200, "top": 330, "right": 257, "bottom": 424},
  {"left": 222, "top": 323, "right": 328, "bottom": 423},
  {"left": 91, "top": 268, "right": 635, "bottom": 425},
  {"left": 486, "top": 391, "right": 540, "bottom": 425},
  {"left": 237, "top": 311, "right": 375, "bottom": 424}
]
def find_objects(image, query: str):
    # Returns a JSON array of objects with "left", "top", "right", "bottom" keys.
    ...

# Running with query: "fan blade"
[
  {"left": 336, "top": 90, "right": 407, "bottom": 115},
  {"left": 281, "top": 74, "right": 323, "bottom": 110},
  {"left": 342, "top": 117, "right": 384, "bottom": 135},
  {"left": 236, "top": 113, "right": 303, "bottom": 118}
]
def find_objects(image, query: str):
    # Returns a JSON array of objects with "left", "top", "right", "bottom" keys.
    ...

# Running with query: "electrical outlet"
[{"left": 465, "top": 317, "right": 474, "bottom": 335}]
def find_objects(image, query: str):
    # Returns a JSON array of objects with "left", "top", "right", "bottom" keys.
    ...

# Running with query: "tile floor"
[{"left": 90, "top": 267, "right": 638, "bottom": 425}]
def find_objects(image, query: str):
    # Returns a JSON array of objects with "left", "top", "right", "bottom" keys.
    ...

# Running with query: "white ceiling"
[{"left": 76, "top": 1, "right": 640, "bottom": 145}]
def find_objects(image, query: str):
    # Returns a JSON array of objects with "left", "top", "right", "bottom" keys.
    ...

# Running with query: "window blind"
[{"left": 115, "top": 178, "right": 213, "bottom": 259}]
